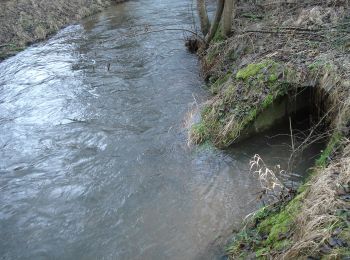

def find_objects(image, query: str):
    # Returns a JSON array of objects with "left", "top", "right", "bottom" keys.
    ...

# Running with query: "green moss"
[
  {"left": 297, "top": 182, "right": 310, "bottom": 193},
  {"left": 212, "top": 27, "right": 225, "bottom": 43},
  {"left": 227, "top": 195, "right": 304, "bottom": 259},
  {"left": 195, "top": 59, "right": 297, "bottom": 147},
  {"left": 269, "top": 73, "right": 278, "bottom": 82},
  {"left": 315, "top": 132, "right": 343, "bottom": 167},
  {"left": 262, "top": 94, "right": 274, "bottom": 109},
  {"left": 256, "top": 247, "right": 269, "bottom": 258},
  {"left": 258, "top": 195, "right": 302, "bottom": 247},
  {"left": 236, "top": 60, "right": 277, "bottom": 80}
]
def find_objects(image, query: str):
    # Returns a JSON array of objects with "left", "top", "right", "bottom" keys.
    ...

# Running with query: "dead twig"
[
  {"left": 127, "top": 28, "right": 206, "bottom": 43},
  {"left": 242, "top": 29, "right": 326, "bottom": 38}
]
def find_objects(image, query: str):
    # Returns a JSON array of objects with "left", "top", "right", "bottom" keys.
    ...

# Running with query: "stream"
[{"left": 0, "top": 1, "right": 323, "bottom": 259}]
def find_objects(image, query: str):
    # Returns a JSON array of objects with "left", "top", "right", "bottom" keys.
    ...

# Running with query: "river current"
[{"left": 0, "top": 1, "right": 322, "bottom": 259}]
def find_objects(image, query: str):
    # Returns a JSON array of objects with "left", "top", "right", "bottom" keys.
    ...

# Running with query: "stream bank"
[
  {"left": 0, "top": 0, "right": 124, "bottom": 61},
  {"left": 192, "top": 0, "right": 350, "bottom": 258}
]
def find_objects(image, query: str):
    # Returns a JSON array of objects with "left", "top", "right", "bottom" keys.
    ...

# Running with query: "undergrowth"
[
  {"left": 226, "top": 133, "right": 349, "bottom": 259},
  {"left": 190, "top": 60, "right": 292, "bottom": 147}
]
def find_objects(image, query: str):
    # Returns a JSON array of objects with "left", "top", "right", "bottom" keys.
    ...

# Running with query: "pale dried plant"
[
  {"left": 185, "top": 94, "right": 203, "bottom": 147},
  {"left": 250, "top": 154, "right": 290, "bottom": 204}
]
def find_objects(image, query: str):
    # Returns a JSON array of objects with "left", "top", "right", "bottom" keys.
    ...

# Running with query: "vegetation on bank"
[
  {"left": 191, "top": 0, "right": 350, "bottom": 259},
  {"left": 227, "top": 135, "right": 350, "bottom": 259},
  {"left": 0, "top": 0, "right": 123, "bottom": 61},
  {"left": 190, "top": 59, "right": 301, "bottom": 147}
]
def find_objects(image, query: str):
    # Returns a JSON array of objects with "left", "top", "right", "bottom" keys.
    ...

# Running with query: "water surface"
[{"left": 0, "top": 1, "right": 322, "bottom": 259}]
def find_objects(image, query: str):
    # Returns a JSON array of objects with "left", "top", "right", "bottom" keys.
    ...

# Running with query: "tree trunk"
[
  {"left": 205, "top": 0, "right": 225, "bottom": 43},
  {"left": 197, "top": 0, "right": 210, "bottom": 36},
  {"left": 222, "top": 0, "right": 236, "bottom": 37}
]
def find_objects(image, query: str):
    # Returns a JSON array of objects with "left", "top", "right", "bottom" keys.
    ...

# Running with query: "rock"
[
  {"left": 320, "top": 244, "right": 332, "bottom": 254},
  {"left": 339, "top": 195, "right": 350, "bottom": 202},
  {"left": 327, "top": 237, "right": 337, "bottom": 247}
]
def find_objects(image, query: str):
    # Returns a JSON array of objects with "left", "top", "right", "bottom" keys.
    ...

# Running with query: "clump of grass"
[
  {"left": 212, "top": 27, "right": 225, "bottom": 43},
  {"left": 190, "top": 122, "right": 208, "bottom": 144},
  {"left": 227, "top": 155, "right": 301, "bottom": 259},
  {"left": 192, "top": 59, "right": 292, "bottom": 147}
]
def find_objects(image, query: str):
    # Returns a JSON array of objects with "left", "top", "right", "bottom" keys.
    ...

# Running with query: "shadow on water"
[{"left": 0, "top": 1, "right": 324, "bottom": 259}]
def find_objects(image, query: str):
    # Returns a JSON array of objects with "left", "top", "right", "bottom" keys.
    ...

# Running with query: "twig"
[
  {"left": 242, "top": 29, "right": 325, "bottom": 38},
  {"left": 127, "top": 28, "right": 206, "bottom": 42},
  {"left": 289, "top": 116, "right": 295, "bottom": 152},
  {"left": 287, "top": 103, "right": 337, "bottom": 169}
]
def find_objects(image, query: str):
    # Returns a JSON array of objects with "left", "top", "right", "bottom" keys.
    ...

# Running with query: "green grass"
[
  {"left": 210, "top": 72, "right": 232, "bottom": 94},
  {"left": 190, "top": 122, "right": 208, "bottom": 144},
  {"left": 315, "top": 132, "right": 343, "bottom": 167},
  {"left": 212, "top": 27, "right": 225, "bottom": 43}
]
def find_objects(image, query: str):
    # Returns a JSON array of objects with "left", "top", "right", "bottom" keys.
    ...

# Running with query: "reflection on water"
[{"left": 0, "top": 1, "right": 322, "bottom": 259}]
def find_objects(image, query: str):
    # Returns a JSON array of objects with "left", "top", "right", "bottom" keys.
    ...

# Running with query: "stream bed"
[{"left": 0, "top": 1, "right": 323, "bottom": 259}]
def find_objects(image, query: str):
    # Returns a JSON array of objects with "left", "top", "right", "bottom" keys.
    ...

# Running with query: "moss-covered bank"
[
  {"left": 0, "top": 0, "right": 124, "bottom": 61},
  {"left": 192, "top": 0, "right": 350, "bottom": 259},
  {"left": 190, "top": 59, "right": 314, "bottom": 147},
  {"left": 227, "top": 134, "right": 350, "bottom": 259}
]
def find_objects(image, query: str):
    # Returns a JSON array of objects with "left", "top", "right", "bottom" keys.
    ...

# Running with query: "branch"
[
  {"left": 242, "top": 29, "right": 326, "bottom": 38},
  {"left": 127, "top": 28, "right": 205, "bottom": 42}
]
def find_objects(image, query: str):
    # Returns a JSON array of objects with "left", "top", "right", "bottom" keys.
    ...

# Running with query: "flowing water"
[{"left": 0, "top": 1, "right": 323, "bottom": 259}]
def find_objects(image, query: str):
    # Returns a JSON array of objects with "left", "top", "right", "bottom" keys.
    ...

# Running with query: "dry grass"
[
  {"left": 250, "top": 154, "right": 291, "bottom": 205},
  {"left": 0, "top": 0, "right": 124, "bottom": 60},
  {"left": 196, "top": 1, "right": 350, "bottom": 258},
  {"left": 282, "top": 140, "right": 350, "bottom": 258}
]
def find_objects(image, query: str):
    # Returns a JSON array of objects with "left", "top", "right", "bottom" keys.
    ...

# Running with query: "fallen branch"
[
  {"left": 127, "top": 28, "right": 206, "bottom": 43},
  {"left": 242, "top": 29, "right": 326, "bottom": 38}
]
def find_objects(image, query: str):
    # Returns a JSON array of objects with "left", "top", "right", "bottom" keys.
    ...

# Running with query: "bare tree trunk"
[
  {"left": 205, "top": 0, "right": 225, "bottom": 43},
  {"left": 222, "top": 0, "right": 236, "bottom": 37},
  {"left": 197, "top": 0, "right": 210, "bottom": 36}
]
